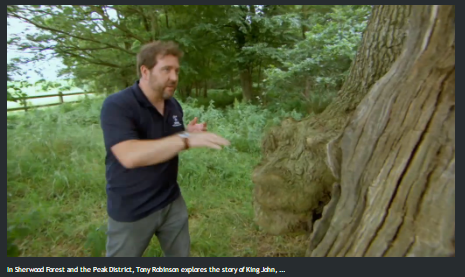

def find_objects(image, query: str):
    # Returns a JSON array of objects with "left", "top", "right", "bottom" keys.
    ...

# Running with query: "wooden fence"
[{"left": 7, "top": 91, "right": 93, "bottom": 112}]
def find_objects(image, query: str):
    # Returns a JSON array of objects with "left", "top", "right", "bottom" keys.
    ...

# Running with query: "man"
[{"left": 99, "top": 41, "right": 230, "bottom": 257}]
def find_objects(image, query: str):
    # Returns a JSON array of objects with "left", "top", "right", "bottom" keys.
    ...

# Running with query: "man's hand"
[
  {"left": 187, "top": 132, "right": 230, "bottom": 150},
  {"left": 187, "top": 117, "right": 207, "bottom": 133}
]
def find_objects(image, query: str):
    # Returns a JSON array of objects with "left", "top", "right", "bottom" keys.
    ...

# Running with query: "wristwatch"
[{"left": 178, "top": 132, "right": 190, "bottom": 150}]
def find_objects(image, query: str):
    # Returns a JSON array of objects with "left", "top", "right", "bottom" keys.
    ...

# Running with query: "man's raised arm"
[{"left": 100, "top": 99, "right": 230, "bottom": 169}]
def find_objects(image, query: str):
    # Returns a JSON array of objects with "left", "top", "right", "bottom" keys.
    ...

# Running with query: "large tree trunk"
[
  {"left": 252, "top": 5, "right": 455, "bottom": 257},
  {"left": 252, "top": 5, "right": 411, "bottom": 236},
  {"left": 308, "top": 5, "right": 455, "bottom": 257}
]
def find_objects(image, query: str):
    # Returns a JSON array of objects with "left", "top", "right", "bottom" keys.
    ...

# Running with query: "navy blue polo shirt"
[{"left": 99, "top": 81, "right": 186, "bottom": 222}]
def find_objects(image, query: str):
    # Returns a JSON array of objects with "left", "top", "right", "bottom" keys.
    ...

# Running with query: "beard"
[
  {"left": 162, "top": 86, "right": 176, "bottom": 99},
  {"left": 162, "top": 91, "right": 172, "bottom": 99},
  {"left": 149, "top": 76, "right": 176, "bottom": 99}
]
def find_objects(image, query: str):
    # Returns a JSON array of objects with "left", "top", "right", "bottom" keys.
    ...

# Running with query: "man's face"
[{"left": 147, "top": 54, "right": 180, "bottom": 99}]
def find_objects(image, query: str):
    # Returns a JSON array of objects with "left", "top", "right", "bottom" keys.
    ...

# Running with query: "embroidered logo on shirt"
[{"left": 172, "top": 115, "right": 182, "bottom": 127}]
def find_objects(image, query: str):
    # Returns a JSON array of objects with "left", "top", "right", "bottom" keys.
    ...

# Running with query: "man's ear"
[{"left": 140, "top": 65, "right": 149, "bottom": 79}]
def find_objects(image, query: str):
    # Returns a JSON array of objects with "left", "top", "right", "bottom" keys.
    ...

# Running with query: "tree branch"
[
  {"left": 91, "top": 5, "right": 145, "bottom": 43},
  {"left": 10, "top": 12, "right": 135, "bottom": 55},
  {"left": 59, "top": 50, "right": 124, "bottom": 68}
]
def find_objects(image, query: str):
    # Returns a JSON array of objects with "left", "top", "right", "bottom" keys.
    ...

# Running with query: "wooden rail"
[{"left": 7, "top": 91, "right": 94, "bottom": 112}]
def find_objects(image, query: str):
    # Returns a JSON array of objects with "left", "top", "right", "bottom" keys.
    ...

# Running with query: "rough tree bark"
[
  {"left": 252, "top": 5, "right": 411, "bottom": 236},
  {"left": 308, "top": 5, "right": 455, "bottom": 257},
  {"left": 252, "top": 5, "right": 455, "bottom": 257}
]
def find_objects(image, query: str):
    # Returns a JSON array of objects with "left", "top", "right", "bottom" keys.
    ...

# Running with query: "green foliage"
[
  {"left": 33, "top": 79, "right": 74, "bottom": 93},
  {"left": 7, "top": 223, "right": 28, "bottom": 257},
  {"left": 7, "top": 209, "right": 43, "bottom": 257},
  {"left": 182, "top": 89, "right": 243, "bottom": 109},
  {"left": 7, "top": 5, "right": 371, "bottom": 110},
  {"left": 7, "top": 96, "right": 305, "bottom": 257},
  {"left": 7, "top": 81, "right": 31, "bottom": 106},
  {"left": 263, "top": 5, "right": 371, "bottom": 113},
  {"left": 7, "top": 61, "right": 24, "bottom": 101}
]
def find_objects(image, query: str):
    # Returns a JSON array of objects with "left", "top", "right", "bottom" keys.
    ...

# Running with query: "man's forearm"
[{"left": 112, "top": 134, "right": 186, "bottom": 169}]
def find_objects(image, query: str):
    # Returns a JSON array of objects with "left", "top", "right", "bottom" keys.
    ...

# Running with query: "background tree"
[{"left": 7, "top": 5, "right": 369, "bottom": 111}]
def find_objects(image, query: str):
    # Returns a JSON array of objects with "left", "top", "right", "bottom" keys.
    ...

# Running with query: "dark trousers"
[{"left": 105, "top": 195, "right": 190, "bottom": 257}]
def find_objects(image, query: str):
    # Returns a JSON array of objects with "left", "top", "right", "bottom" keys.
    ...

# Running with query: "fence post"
[
  {"left": 58, "top": 91, "right": 64, "bottom": 104},
  {"left": 21, "top": 97, "right": 28, "bottom": 113}
]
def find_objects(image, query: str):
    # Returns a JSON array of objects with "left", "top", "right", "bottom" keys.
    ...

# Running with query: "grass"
[{"left": 7, "top": 95, "right": 310, "bottom": 257}]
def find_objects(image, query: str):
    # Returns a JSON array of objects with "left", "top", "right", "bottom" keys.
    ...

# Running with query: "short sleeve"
[{"left": 100, "top": 98, "right": 140, "bottom": 151}]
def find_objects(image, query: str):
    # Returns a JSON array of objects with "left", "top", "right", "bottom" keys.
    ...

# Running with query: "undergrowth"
[{"left": 7, "top": 96, "right": 308, "bottom": 257}]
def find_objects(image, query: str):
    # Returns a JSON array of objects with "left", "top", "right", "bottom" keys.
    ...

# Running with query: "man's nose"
[{"left": 169, "top": 70, "right": 178, "bottom": 82}]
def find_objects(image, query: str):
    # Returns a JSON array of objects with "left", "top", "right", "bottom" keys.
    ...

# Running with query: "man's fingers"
[
  {"left": 201, "top": 138, "right": 222, "bottom": 150},
  {"left": 208, "top": 134, "right": 230, "bottom": 146},
  {"left": 219, "top": 137, "right": 231, "bottom": 145},
  {"left": 188, "top": 117, "right": 198, "bottom": 126},
  {"left": 194, "top": 132, "right": 230, "bottom": 149},
  {"left": 207, "top": 142, "right": 223, "bottom": 150}
]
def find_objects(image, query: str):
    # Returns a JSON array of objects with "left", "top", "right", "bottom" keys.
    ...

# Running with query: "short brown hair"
[{"left": 136, "top": 40, "right": 183, "bottom": 78}]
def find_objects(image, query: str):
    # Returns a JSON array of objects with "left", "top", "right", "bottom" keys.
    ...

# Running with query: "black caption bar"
[
  {"left": 6, "top": 257, "right": 453, "bottom": 276},
  {"left": 8, "top": 266, "right": 284, "bottom": 274},
  {"left": 6, "top": 258, "right": 302, "bottom": 275}
]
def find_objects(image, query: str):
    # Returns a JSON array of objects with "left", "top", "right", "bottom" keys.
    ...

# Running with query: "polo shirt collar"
[
  {"left": 132, "top": 81, "right": 173, "bottom": 112},
  {"left": 132, "top": 81, "right": 153, "bottom": 108}
]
